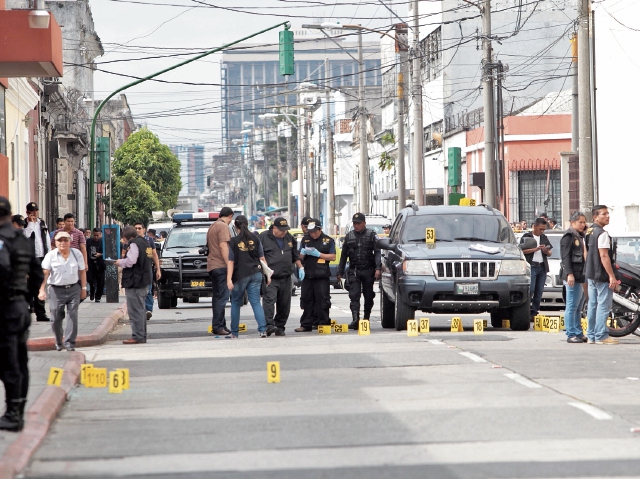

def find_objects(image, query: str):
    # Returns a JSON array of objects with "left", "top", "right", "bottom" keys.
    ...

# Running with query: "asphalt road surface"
[{"left": 25, "top": 288, "right": 640, "bottom": 479}]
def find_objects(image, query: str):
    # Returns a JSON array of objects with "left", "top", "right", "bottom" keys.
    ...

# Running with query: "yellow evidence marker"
[
  {"left": 358, "top": 319, "right": 370, "bottom": 335},
  {"left": 483, "top": 320, "right": 488, "bottom": 329},
  {"left": 80, "top": 364, "right": 93, "bottom": 385},
  {"left": 548, "top": 316, "right": 560, "bottom": 333},
  {"left": 502, "top": 319, "right": 511, "bottom": 329},
  {"left": 426, "top": 227, "right": 436, "bottom": 244},
  {"left": 117, "top": 369, "right": 130, "bottom": 390},
  {"left": 330, "top": 319, "right": 337, "bottom": 326},
  {"left": 473, "top": 319, "right": 484, "bottom": 334},
  {"left": 86, "top": 367, "right": 108, "bottom": 388},
  {"left": 407, "top": 319, "right": 419, "bottom": 336},
  {"left": 581, "top": 318, "right": 588, "bottom": 333},
  {"left": 333, "top": 324, "right": 349, "bottom": 333},
  {"left": 208, "top": 325, "right": 213, "bottom": 334},
  {"left": 239, "top": 324, "right": 247, "bottom": 333},
  {"left": 318, "top": 325, "right": 332, "bottom": 334},
  {"left": 542, "top": 316, "right": 550, "bottom": 332},
  {"left": 267, "top": 361, "right": 280, "bottom": 383},
  {"left": 108, "top": 371, "right": 123, "bottom": 394},
  {"left": 450, "top": 317, "right": 464, "bottom": 332},
  {"left": 534, "top": 315, "right": 542, "bottom": 331},
  {"left": 560, "top": 316, "right": 566, "bottom": 331},
  {"left": 419, "top": 318, "right": 430, "bottom": 333},
  {"left": 47, "top": 367, "right": 63, "bottom": 387}
]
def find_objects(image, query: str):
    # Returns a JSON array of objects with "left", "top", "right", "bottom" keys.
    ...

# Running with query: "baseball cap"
[
  {"left": 306, "top": 219, "right": 322, "bottom": 232},
  {"left": 0, "top": 197, "right": 11, "bottom": 217},
  {"left": 352, "top": 213, "right": 366, "bottom": 223},
  {"left": 300, "top": 216, "right": 312, "bottom": 226},
  {"left": 26, "top": 202, "right": 39, "bottom": 212},
  {"left": 54, "top": 231, "right": 72, "bottom": 241},
  {"left": 11, "top": 214, "right": 26, "bottom": 228},
  {"left": 273, "top": 217, "right": 290, "bottom": 231}
]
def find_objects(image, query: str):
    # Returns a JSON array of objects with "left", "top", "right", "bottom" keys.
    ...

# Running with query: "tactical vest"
[
  {"left": 345, "top": 228, "right": 376, "bottom": 269},
  {"left": 301, "top": 233, "right": 334, "bottom": 279},
  {"left": 560, "top": 229, "right": 585, "bottom": 282},
  {"left": 121, "top": 236, "right": 153, "bottom": 289},
  {"left": 585, "top": 224, "right": 616, "bottom": 283},
  {"left": 230, "top": 233, "right": 261, "bottom": 282},
  {"left": 0, "top": 222, "right": 34, "bottom": 301}
]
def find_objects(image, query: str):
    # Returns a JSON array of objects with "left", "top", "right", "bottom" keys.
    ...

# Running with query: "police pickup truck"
[{"left": 377, "top": 204, "right": 532, "bottom": 331}]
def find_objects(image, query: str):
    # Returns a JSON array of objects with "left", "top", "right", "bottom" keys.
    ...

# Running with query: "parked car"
[{"left": 345, "top": 214, "right": 391, "bottom": 235}]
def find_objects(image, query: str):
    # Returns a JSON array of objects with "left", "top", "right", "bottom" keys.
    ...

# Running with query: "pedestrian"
[
  {"left": 115, "top": 226, "right": 153, "bottom": 344},
  {"left": 227, "top": 215, "right": 268, "bottom": 338},
  {"left": 560, "top": 211, "right": 588, "bottom": 343},
  {"left": 382, "top": 224, "right": 391, "bottom": 235},
  {"left": 520, "top": 220, "right": 528, "bottom": 231},
  {"left": 50, "top": 218, "right": 64, "bottom": 241},
  {"left": 83, "top": 228, "right": 91, "bottom": 240},
  {"left": 259, "top": 218, "right": 303, "bottom": 337},
  {"left": 548, "top": 218, "right": 561, "bottom": 230},
  {"left": 39, "top": 231, "right": 87, "bottom": 352},
  {"left": 86, "top": 228, "right": 105, "bottom": 302},
  {"left": 337, "top": 213, "right": 381, "bottom": 330},
  {"left": 0, "top": 197, "right": 43, "bottom": 432},
  {"left": 295, "top": 219, "right": 336, "bottom": 332},
  {"left": 11, "top": 215, "right": 26, "bottom": 230},
  {"left": 134, "top": 222, "right": 161, "bottom": 320},
  {"left": 50, "top": 213, "right": 88, "bottom": 271},
  {"left": 520, "top": 217, "right": 552, "bottom": 320},
  {"left": 24, "top": 202, "right": 51, "bottom": 322},
  {"left": 147, "top": 229, "right": 158, "bottom": 241},
  {"left": 585, "top": 205, "right": 619, "bottom": 345},
  {"left": 206, "top": 207, "right": 234, "bottom": 335}
]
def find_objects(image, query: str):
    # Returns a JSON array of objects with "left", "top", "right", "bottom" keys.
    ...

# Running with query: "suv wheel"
[
  {"left": 158, "top": 291, "right": 171, "bottom": 309},
  {"left": 380, "top": 288, "right": 395, "bottom": 329},
  {"left": 509, "top": 300, "right": 531, "bottom": 331},
  {"left": 394, "top": 285, "right": 416, "bottom": 331}
]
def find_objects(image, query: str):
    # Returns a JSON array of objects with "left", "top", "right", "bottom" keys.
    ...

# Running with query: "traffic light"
[
  {"left": 96, "top": 137, "right": 110, "bottom": 183},
  {"left": 279, "top": 25, "right": 294, "bottom": 76}
]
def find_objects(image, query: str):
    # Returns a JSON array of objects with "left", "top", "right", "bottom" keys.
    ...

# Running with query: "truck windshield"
[
  {"left": 165, "top": 228, "right": 209, "bottom": 249},
  {"left": 401, "top": 214, "right": 514, "bottom": 244}
]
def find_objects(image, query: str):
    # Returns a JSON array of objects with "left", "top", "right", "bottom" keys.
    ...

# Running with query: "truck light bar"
[{"left": 173, "top": 212, "right": 220, "bottom": 223}]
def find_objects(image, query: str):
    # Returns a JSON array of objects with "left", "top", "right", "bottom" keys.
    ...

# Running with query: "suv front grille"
[{"left": 433, "top": 260, "right": 500, "bottom": 280}]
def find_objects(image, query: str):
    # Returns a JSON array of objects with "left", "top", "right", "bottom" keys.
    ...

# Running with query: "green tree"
[{"left": 107, "top": 128, "right": 181, "bottom": 225}]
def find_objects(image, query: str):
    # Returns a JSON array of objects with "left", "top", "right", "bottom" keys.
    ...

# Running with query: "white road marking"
[
  {"left": 567, "top": 402, "right": 613, "bottom": 420},
  {"left": 426, "top": 339, "right": 445, "bottom": 345},
  {"left": 458, "top": 351, "right": 487, "bottom": 363},
  {"left": 504, "top": 373, "right": 542, "bottom": 389}
]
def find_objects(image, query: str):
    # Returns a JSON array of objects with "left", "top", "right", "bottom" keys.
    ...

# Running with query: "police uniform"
[
  {"left": 298, "top": 221, "right": 335, "bottom": 330},
  {"left": 0, "top": 197, "right": 42, "bottom": 432},
  {"left": 338, "top": 213, "right": 381, "bottom": 329}
]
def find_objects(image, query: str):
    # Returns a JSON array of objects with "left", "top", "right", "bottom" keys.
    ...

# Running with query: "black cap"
[
  {"left": 219, "top": 206, "right": 234, "bottom": 218},
  {"left": 383, "top": 224, "right": 391, "bottom": 229},
  {"left": 301, "top": 216, "right": 312, "bottom": 226},
  {"left": 26, "top": 202, "right": 38, "bottom": 212},
  {"left": 273, "top": 217, "right": 290, "bottom": 231},
  {"left": 352, "top": 212, "right": 366, "bottom": 223},
  {"left": 306, "top": 219, "right": 322, "bottom": 232},
  {"left": 11, "top": 214, "right": 26, "bottom": 228},
  {"left": 0, "top": 197, "right": 11, "bottom": 217}
]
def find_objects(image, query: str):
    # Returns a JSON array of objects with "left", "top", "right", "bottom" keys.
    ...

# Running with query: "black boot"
[
  {"left": 348, "top": 312, "right": 359, "bottom": 330},
  {"left": 0, "top": 399, "right": 25, "bottom": 432}
]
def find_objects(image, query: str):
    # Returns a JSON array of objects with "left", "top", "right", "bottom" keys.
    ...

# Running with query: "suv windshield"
[
  {"left": 401, "top": 214, "right": 514, "bottom": 244},
  {"left": 165, "top": 227, "right": 209, "bottom": 249}
]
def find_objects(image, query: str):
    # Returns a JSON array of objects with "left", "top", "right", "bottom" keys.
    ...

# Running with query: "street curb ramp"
[
  {"left": 27, "top": 303, "right": 128, "bottom": 351},
  {"left": 0, "top": 351, "right": 85, "bottom": 479}
]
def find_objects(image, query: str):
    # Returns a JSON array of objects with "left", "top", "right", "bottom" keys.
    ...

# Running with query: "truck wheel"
[
  {"left": 394, "top": 285, "right": 416, "bottom": 331},
  {"left": 509, "top": 300, "right": 531, "bottom": 331},
  {"left": 170, "top": 296, "right": 178, "bottom": 308},
  {"left": 490, "top": 309, "right": 509, "bottom": 328},
  {"left": 380, "top": 289, "right": 395, "bottom": 329},
  {"left": 158, "top": 292, "right": 171, "bottom": 309}
]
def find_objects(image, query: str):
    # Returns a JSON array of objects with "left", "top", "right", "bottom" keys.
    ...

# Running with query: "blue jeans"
[
  {"left": 563, "top": 281, "right": 584, "bottom": 338},
  {"left": 529, "top": 264, "right": 547, "bottom": 316},
  {"left": 209, "top": 268, "right": 229, "bottom": 330},
  {"left": 230, "top": 272, "right": 266, "bottom": 336},
  {"left": 145, "top": 283, "right": 154, "bottom": 312},
  {"left": 587, "top": 279, "right": 613, "bottom": 341}
]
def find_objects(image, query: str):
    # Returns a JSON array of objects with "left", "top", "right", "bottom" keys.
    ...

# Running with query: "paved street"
[{"left": 24, "top": 289, "right": 640, "bottom": 479}]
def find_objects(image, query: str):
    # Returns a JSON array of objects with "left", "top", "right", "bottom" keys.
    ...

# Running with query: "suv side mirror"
[
  {"left": 519, "top": 237, "right": 537, "bottom": 251},
  {"left": 377, "top": 238, "right": 395, "bottom": 250}
]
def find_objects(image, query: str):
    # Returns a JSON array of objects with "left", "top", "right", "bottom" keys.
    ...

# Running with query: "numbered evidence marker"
[
  {"left": 108, "top": 371, "right": 123, "bottom": 394},
  {"left": 542, "top": 316, "right": 550, "bottom": 332},
  {"left": 501, "top": 319, "right": 511, "bottom": 329},
  {"left": 267, "top": 361, "right": 280, "bottom": 383},
  {"left": 534, "top": 315, "right": 542, "bottom": 331},
  {"left": 207, "top": 325, "right": 213, "bottom": 334},
  {"left": 333, "top": 324, "right": 349, "bottom": 333},
  {"left": 80, "top": 364, "right": 93, "bottom": 385},
  {"left": 47, "top": 367, "right": 64, "bottom": 387},
  {"left": 483, "top": 320, "right": 488, "bottom": 329},
  {"left": 473, "top": 319, "right": 484, "bottom": 334},
  {"left": 425, "top": 227, "right": 436, "bottom": 244},
  {"left": 86, "top": 367, "right": 108, "bottom": 388},
  {"left": 330, "top": 319, "right": 337, "bottom": 326},
  {"left": 419, "top": 318, "right": 430, "bottom": 333},
  {"left": 560, "top": 315, "right": 566, "bottom": 331},
  {"left": 318, "top": 325, "right": 332, "bottom": 334},
  {"left": 581, "top": 318, "right": 588, "bottom": 333},
  {"left": 450, "top": 316, "right": 464, "bottom": 332},
  {"left": 358, "top": 319, "right": 370, "bottom": 335},
  {"left": 239, "top": 324, "right": 247, "bottom": 333},
  {"left": 407, "top": 319, "right": 419, "bottom": 337},
  {"left": 548, "top": 316, "right": 561, "bottom": 333},
  {"left": 117, "top": 368, "right": 130, "bottom": 390}
]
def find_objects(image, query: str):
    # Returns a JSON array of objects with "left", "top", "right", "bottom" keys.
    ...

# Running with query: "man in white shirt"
[
  {"left": 24, "top": 202, "right": 51, "bottom": 322},
  {"left": 520, "top": 217, "right": 553, "bottom": 320}
]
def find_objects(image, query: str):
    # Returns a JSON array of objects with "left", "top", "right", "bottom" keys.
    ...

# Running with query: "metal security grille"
[
  {"left": 433, "top": 260, "right": 501, "bottom": 280},
  {"left": 517, "top": 170, "right": 561, "bottom": 223}
]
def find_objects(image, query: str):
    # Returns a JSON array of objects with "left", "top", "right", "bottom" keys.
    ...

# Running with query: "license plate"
[
  {"left": 455, "top": 283, "right": 479, "bottom": 295},
  {"left": 190, "top": 280, "right": 205, "bottom": 287}
]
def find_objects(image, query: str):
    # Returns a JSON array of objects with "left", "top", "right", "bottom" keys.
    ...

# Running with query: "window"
[
  {"left": 517, "top": 170, "right": 561, "bottom": 224},
  {"left": 420, "top": 27, "right": 442, "bottom": 82},
  {"left": 401, "top": 214, "right": 514, "bottom": 244}
]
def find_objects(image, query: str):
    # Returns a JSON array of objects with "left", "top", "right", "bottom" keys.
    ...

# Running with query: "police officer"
[
  {"left": 0, "top": 197, "right": 43, "bottom": 432},
  {"left": 259, "top": 218, "right": 303, "bottom": 336},
  {"left": 337, "top": 213, "right": 381, "bottom": 330},
  {"left": 295, "top": 216, "right": 316, "bottom": 331},
  {"left": 295, "top": 219, "right": 336, "bottom": 332}
]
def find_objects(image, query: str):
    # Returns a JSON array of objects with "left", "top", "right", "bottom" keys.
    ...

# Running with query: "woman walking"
[
  {"left": 560, "top": 211, "right": 588, "bottom": 343},
  {"left": 39, "top": 231, "right": 87, "bottom": 351},
  {"left": 226, "top": 216, "right": 268, "bottom": 338}
]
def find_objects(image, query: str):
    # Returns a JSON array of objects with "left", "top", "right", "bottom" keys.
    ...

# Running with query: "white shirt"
[
  {"left": 41, "top": 248, "right": 86, "bottom": 286},
  {"left": 532, "top": 234, "right": 543, "bottom": 263},
  {"left": 598, "top": 231, "right": 611, "bottom": 249},
  {"left": 24, "top": 218, "right": 50, "bottom": 258}
]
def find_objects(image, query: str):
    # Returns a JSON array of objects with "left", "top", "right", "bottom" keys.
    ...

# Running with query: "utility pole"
[
  {"left": 571, "top": 33, "right": 578, "bottom": 153},
  {"left": 286, "top": 132, "right": 293, "bottom": 224},
  {"left": 276, "top": 132, "right": 283, "bottom": 207},
  {"left": 396, "top": 23, "right": 408, "bottom": 212},
  {"left": 411, "top": 0, "right": 424, "bottom": 206},
  {"left": 325, "top": 58, "right": 336, "bottom": 234},
  {"left": 297, "top": 116, "right": 305, "bottom": 221},
  {"left": 578, "top": 0, "right": 593, "bottom": 213},
  {"left": 482, "top": 0, "right": 496, "bottom": 208},
  {"left": 357, "top": 29, "right": 369, "bottom": 214}
]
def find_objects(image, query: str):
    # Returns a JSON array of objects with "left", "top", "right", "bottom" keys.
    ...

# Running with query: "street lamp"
[{"left": 28, "top": 0, "right": 50, "bottom": 29}]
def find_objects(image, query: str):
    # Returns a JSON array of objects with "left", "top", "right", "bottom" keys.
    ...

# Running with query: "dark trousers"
[
  {"left": 347, "top": 268, "right": 376, "bottom": 319},
  {"left": 300, "top": 277, "right": 331, "bottom": 327},
  {"left": 209, "top": 268, "right": 229, "bottom": 330},
  {"left": 88, "top": 266, "right": 105, "bottom": 301},
  {"left": 263, "top": 276, "right": 292, "bottom": 331},
  {"left": 0, "top": 298, "right": 30, "bottom": 402},
  {"left": 530, "top": 264, "right": 547, "bottom": 316},
  {"left": 28, "top": 257, "right": 47, "bottom": 319}
]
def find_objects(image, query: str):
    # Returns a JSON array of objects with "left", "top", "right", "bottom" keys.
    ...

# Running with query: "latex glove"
[
  {"left": 299, "top": 247, "right": 308, "bottom": 255},
  {"left": 298, "top": 268, "right": 305, "bottom": 281},
  {"left": 305, "top": 247, "right": 321, "bottom": 257}
]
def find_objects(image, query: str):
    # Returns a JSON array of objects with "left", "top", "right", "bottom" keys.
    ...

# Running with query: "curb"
[
  {"left": 27, "top": 303, "right": 127, "bottom": 352},
  {"left": 0, "top": 351, "right": 85, "bottom": 478}
]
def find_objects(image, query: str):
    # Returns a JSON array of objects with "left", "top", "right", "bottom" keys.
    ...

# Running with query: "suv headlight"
[
  {"left": 403, "top": 260, "right": 434, "bottom": 275},
  {"left": 499, "top": 259, "right": 527, "bottom": 276},
  {"left": 160, "top": 258, "right": 176, "bottom": 268}
]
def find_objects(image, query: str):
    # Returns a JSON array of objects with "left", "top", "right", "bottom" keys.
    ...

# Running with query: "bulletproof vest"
[
  {"left": 585, "top": 224, "right": 615, "bottom": 283},
  {"left": 0, "top": 223, "right": 34, "bottom": 300},
  {"left": 230, "top": 233, "right": 262, "bottom": 282},
  {"left": 301, "top": 233, "right": 334, "bottom": 279},
  {"left": 345, "top": 228, "right": 376, "bottom": 269},
  {"left": 121, "top": 236, "right": 153, "bottom": 289}
]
